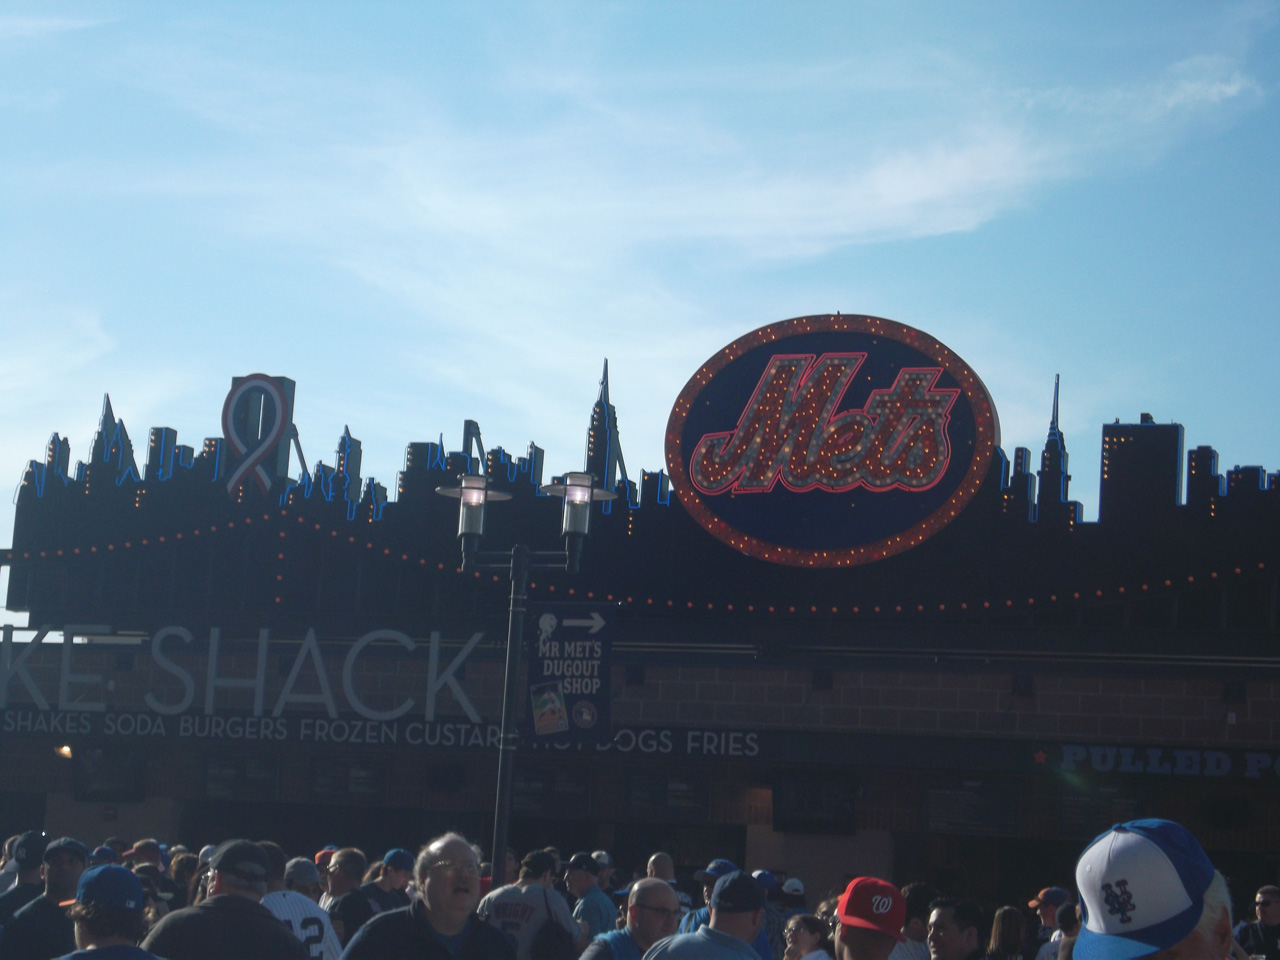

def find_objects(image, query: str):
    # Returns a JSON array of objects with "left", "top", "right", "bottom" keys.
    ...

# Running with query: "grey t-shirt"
[{"left": 478, "top": 882, "right": 579, "bottom": 960}]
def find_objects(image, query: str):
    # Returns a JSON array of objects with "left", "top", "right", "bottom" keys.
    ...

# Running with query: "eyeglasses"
[
  {"left": 636, "top": 905, "right": 682, "bottom": 920},
  {"left": 426, "top": 859, "right": 480, "bottom": 877}
]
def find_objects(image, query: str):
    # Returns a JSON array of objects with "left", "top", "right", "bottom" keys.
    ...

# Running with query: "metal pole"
[{"left": 491, "top": 543, "right": 529, "bottom": 883}]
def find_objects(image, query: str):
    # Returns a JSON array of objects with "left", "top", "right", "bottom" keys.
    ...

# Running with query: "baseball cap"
[
  {"left": 837, "top": 877, "right": 906, "bottom": 942},
  {"left": 782, "top": 878, "right": 805, "bottom": 896},
  {"left": 1074, "top": 819, "right": 1215, "bottom": 960},
  {"left": 383, "top": 849, "right": 415, "bottom": 872},
  {"left": 13, "top": 832, "right": 48, "bottom": 871},
  {"left": 285, "top": 857, "right": 323, "bottom": 886},
  {"left": 694, "top": 859, "right": 739, "bottom": 883},
  {"left": 60, "top": 865, "right": 145, "bottom": 911},
  {"left": 565, "top": 852, "right": 599, "bottom": 875},
  {"left": 208, "top": 840, "right": 269, "bottom": 884},
  {"left": 1030, "top": 887, "right": 1070, "bottom": 909},
  {"left": 753, "top": 870, "right": 778, "bottom": 891},
  {"left": 592, "top": 850, "right": 613, "bottom": 870},
  {"left": 710, "top": 871, "right": 766, "bottom": 913},
  {"left": 198, "top": 844, "right": 217, "bottom": 867},
  {"left": 89, "top": 846, "right": 120, "bottom": 865},
  {"left": 44, "top": 838, "right": 89, "bottom": 863}
]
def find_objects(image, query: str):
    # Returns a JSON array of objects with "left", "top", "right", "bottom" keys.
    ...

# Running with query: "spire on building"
[
  {"left": 1036, "top": 374, "right": 1080, "bottom": 526},
  {"left": 585, "top": 359, "right": 628, "bottom": 496}
]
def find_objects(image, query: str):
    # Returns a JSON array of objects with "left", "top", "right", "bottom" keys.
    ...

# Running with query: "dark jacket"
[
  {"left": 1235, "top": 921, "right": 1280, "bottom": 960},
  {"left": 341, "top": 902, "right": 514, "bottom": 960},
  {"left": 0, "top": 895, "right": 75, "bottom": 960},
  {"left": 0, "top": 885, "right": 42, "bottom": 926},
  {"left": 140, "top": 893, "right": 307, "bottom": 960}
]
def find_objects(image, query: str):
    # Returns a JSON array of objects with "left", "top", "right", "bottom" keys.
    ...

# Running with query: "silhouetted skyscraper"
[
  {"left": 1002, "top": 446, "right": 1036, "bottom": 521},
  {"left": 585, "top": 359, "right": 629, "bottom": 496},
  {"left": 1186, "top": 445, "right": 1223, "bottom": 519},
  {"left": 1098, "top": 413, "right": 1184, "bottom": 528},
  {"left": 1036, "top": 376, "right": 1081, "bottom": 526}
]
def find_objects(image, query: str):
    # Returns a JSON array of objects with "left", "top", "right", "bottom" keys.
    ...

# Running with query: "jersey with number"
[{"left": 261, "top": 889, "right": 343, "bottom": 960}]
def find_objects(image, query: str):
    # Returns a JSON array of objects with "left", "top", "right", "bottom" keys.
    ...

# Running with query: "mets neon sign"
[{"left": 665, "top": 315, "right": 1000, "bottom": 567}]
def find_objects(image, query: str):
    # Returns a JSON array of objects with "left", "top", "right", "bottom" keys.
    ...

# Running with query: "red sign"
[{"left": 665, "top": 315, "right": 1000, "bottom": 567}]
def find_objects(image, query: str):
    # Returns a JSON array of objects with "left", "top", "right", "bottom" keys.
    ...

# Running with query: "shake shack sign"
[{"left": 665, "top": 315, "right": 999, "bottom": 567}]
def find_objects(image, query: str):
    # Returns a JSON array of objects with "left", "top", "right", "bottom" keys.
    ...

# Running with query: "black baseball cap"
[
  {"left": 565, "top": 852, "right": 599, "bottom": 875},
  {"left": 43, "top": 838, "right": 88, "bottom": 864},
  {"left": 208, "top": 840, "right": 268, "bottom": 883},
  {"left": 13, "top": 832, "right": 47, "bottom": 871}
]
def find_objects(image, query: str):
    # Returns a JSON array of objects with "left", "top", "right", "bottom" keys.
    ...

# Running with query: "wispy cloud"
[{"left": 0, "top": 16, "right": 101, "bottom": 40}]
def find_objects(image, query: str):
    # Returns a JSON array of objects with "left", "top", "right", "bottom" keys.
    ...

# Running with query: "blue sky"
[{"left": 1, "top": 2, "right": 1278, "bottom": 602}]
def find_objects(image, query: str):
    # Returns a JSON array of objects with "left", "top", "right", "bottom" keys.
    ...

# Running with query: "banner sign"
[
  {"left": 526, "top": 602, "right": 613, "bottom": 745},
  {"left": 665, "top": 314, "right": 999, "bottom": 566}
]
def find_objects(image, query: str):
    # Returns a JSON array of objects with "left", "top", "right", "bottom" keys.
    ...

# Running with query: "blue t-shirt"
[
  {"left": 573, "top": 885, "right": 617, "bottom": 939},
  {"left": 644, "top": 926, "right": 761, "bottom": 960},
  {"left": 676, "top": 908, "right": 768, "bottom": 960}
]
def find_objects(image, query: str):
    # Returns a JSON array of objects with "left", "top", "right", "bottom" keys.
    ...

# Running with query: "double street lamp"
[{"left": 437, "top": 470, "right": 614, "bottom": 878}]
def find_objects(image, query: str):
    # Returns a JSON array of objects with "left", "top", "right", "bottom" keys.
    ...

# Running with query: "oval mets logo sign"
[{"left": 664, "top": 314, "right": 1000, "bottom": 567}]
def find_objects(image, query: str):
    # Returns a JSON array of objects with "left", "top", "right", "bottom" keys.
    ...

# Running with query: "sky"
[{"left": 1, "top": 2, "right": 1278, "bottom": 616}]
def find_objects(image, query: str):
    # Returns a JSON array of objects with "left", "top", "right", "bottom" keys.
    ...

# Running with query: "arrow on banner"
[{"left": 562, "top": 612, "right": 606, "bottom": 633}]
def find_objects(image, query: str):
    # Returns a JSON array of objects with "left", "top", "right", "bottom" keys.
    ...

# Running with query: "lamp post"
[{"left": 437, "top": 470, "right": 614, "bottom": 877}]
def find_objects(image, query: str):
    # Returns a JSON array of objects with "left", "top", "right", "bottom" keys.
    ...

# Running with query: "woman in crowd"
[{"left": 785, "top": 913, "right": 834, "bottom": 960}]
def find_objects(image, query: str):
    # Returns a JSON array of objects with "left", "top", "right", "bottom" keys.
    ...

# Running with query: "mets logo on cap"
[
  {"left": 665, "top": 314, "right": 999, "bottom": 567},
  {"left": 1074, "top": 819, "right": 1216, "bottom": 960}
]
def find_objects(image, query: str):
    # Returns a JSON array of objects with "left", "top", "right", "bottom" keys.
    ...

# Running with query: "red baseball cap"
[{"left": 837, "top": 877, "right": 906, "bottom": 942}]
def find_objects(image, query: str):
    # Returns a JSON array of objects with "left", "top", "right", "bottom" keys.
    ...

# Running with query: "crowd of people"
[{"left": 0, "top": 818, "right": 1271, "bottom": 960}]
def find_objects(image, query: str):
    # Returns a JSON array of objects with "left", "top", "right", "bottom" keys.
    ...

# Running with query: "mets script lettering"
[{"left": 689, "top": 353, "right": 959, "bottom": 495}]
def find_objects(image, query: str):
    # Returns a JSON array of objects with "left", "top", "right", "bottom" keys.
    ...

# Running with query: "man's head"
[
  {"left": 415, "top": 833, "right": 481, "bottom": 936},
  {"left": 543, "top": 847, "right": 562, "bottom": 874},
  {"left": 835, "top": 877, "right": 906, "bottom": 960},
  {"left": 627, "top": 877, "right": 681, "bottom": 951},
  {"left": 564, "top": 852, "right": 600, "bottom": 898},
  {"left": 326, "top": 847, "right": 367, "bottom": 898},
  {"left": 64, "top": 865, "right": 148, "bottom": 950},
  {"left": 647, "top": 852, "right": 675, "bottom": 882},
  {"left": 593, "top": 850, "right": 615, "bottom": 889},
  {"left": 259, "top": 841, "right": 287, "bottom": 893},
  {"left": 928, "top": 899, "right": 983, "bottom": 960},
  {"left": 1074, "top": 819, "right": 1232, "bottom": 960},
  {"left": 1030, "top": 888, "right": 1070, "bottom": 930},
  {"left": 519, "top": 850, "right": 558, "bottom": 886},
  {"left": 284, "top": 857, "right": 325, "bottom": 902},
  {"left": 901, "top": 883, "right": 941, "bottom": 943},
  {"left": 1254, "top": 886, "right": 1280, "bottom": 928},
  {"left": 124, "top": 839, "right": 161, "bottom": 866},
  {"left": 43, "top": 838, "right": 88, "bottom": 901},
  {"left": 694, "top": 859, "right": 738, "bottom": 906},
  {"left": 207, "top": 839, "right": 269, "bottom": 900},
  {"left": 381, "top": 849, "right": 415, "bottom": 892},
  {"left": 13, "top": 831, "right": 48, "bottom": 878},
  {"left": 708, "top": 871, "right": 766, "bottom": 945}
]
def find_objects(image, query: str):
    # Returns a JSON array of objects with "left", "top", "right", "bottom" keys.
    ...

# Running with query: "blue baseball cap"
[
  {"left": 60, "top": 865, "right": 144, "bottom": 911},
  {"left": 752, "top": 870, "right": 778, "bottom": 890},
  {"left": 1074, "top": 819, "right": 1215, "bottom": 960},
  {"left": 695, "top": 859, "right": 738, "bottom": 883},
  {"left": 383, "top": 849, "right": 415, "bottom": 872},
  {"left": 89, "top": 846, "right": 119, "bottom": 864}
]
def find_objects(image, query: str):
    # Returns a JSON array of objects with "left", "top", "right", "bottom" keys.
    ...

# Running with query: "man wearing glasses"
[
  {"left": 582, "top": 878, "right": 681, "bottom": 960},
  {"left": 1235, "top": 886, "right": 1280, "bottom": 960},
  {"left": 341, "top": 833, "right": 514, "bottom": 960}
]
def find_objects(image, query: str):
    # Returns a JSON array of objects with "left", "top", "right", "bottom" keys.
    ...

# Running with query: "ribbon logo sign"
[{"left": 222, "top": 374, "right": 290, "bottom": 498}]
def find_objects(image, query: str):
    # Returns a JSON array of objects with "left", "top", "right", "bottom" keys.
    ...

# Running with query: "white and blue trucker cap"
[{"left": 1074, "top": 819, "right": 1215, "bottom": 960}]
